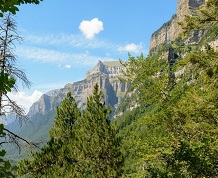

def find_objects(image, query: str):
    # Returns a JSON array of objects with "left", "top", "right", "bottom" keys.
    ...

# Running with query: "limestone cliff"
[
  {"left": 28, "top": 61, "right": 128, "bottom": 117},
  {"left": 149, "top": 0, "right": 206, "bottom": 51}
]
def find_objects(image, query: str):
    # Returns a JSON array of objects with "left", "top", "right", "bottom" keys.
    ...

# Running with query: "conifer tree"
[
  {"left": 18, "top": 87, "right": 123, "bottom": 177},
  {"left": 72, "top": 84, "right": 123, "bottom": 177},
  {"left": 17, "top": 92, "right": 80, "bottom": 177}
]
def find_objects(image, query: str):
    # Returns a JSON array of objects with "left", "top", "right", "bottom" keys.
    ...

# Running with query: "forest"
[{"left": 0, "top": 0, "right": 218, "bottom": 177}]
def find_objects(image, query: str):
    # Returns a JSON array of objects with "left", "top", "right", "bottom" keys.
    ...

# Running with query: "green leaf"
[
  {"left": 0, "top": 150, "right": 6, "bottom": 157},
  {"left": 0, "top": 72, "right": 15, "bottom": 94}
]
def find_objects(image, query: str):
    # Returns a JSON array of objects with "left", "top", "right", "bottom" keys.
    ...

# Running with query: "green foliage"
[
  {"left": 121, "top": 53, "right": 170, "bottom": 108},
  {"left": 74, "top": 84, "right": 123, "bottom": 177},
  {"left": 198, "top": 24, "right": 218, "bottom": 46},
  {"left": 114, "top": 86, "right": 135, "bottom": 115},
  {"left": 18, "top": 85, "right": 123, "bottom": 177},
  {"left": 0, "top": 124, "right": 16, "bottom": 177},
  {"left": 0, "top": 0, "right": 43, "bottom": 16},
  {"left": 147, "top": 138, "right": 218, "bottom": 178},
  {"left": 49, "top": 92, "right": 80, "bottom": 139},
  {"left": 0, "top": 72, "right": 16, "bottom": 177},
  {"left": 17, "top": 92, "right": 80, "bottom": 177},
  {"left": 180, "top": 0, "right": 218, "bottom": 35},
  {"left": 117, "top": 40, "right": 218, "bottom": 177},
  {"left": 0, "top": 72, "right": 15, "bottom": 94},
  {"left": 15, "top": 1, "right": 218, "bottom": 177},
  {"left": 0, "top": 150, "right": 16, "bottom": 178}
]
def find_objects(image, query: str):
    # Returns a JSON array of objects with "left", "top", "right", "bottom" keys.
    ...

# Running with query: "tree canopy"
[
  {"left": 0, "top": 0, "right": 43, "bottom": 16},
  {"left": 18, "top": 84, "right": 123, "bottom": 177}
]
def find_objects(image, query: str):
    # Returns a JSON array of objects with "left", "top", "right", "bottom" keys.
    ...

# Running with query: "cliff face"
[
  {"left": 149, "top": 0, "right": 206, "bottom": 51},
  {"left": 28, "top": 61, "right": 128, "bottom": 117}
]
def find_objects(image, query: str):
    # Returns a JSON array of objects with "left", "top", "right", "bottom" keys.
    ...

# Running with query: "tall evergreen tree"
[
  {"left": 18, "top": 85, "right": 123, "bottom": 177},
  {"left": 73, "top": 84, "right": 123, "bottom": 177},
  {"left": 17, "top": 92, "right": 80, "bottom": 177}
]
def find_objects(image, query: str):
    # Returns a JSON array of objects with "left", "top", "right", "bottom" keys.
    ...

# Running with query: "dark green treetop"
[
  {"left": 17, "top": 92, "right": 81, "bottom": 177},
  {"left": 0, "top": 0, "right": 43, "bottom": 16},
  {"left": 18, "top": 85, "right": 123, "bottom": 177},
  {"left": 74, "top": 84, "right": 123, "bottom": 177}
]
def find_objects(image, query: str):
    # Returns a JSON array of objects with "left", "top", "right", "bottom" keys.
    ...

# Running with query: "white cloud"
[
  {"left": 25, "top": 33, "right": 111, "bottom": 49},
  {"left": 118, "top": 43, "right": 143, "bottom": 53},
  {"left": 16, "top": 46, "right": 117, "bottom": 66},
  {"left": 79, "top": 18, "right": 104, "bottom": 39},
  {"left": 65, "top": 64, "right": 71, "bottom": 69},
  {"left": 17, "top": 46, "right": 62, "bottom": 63},
  {"left": 7, "top": 90, "right": 43, "bottom": 112}
]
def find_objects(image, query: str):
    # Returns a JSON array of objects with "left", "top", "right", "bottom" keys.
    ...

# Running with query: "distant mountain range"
[{"left": 5, "top": 60, "right": 129, "bottom": 161}]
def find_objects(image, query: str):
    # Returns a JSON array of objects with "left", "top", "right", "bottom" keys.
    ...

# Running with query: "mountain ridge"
[
  {"left": 28, "top": 60, "right": 128, "bottom": 117},
  {"left": 149, "top": 0, "right": 206, "bottom": 51}
]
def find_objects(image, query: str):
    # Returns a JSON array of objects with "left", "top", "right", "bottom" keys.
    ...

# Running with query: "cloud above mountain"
[
  {"left": 79, "top": 18, "right": 104, "bottom": 39},
  {"left": 118, "top": 43, "right": 143, "bottom": 53},
  {"left": 65, "top": 64, "right": 71, "bottom": 69},
  {"left": 16, "top": 45, "right": 117, "bottom": 66},
  {"left": 7, "top": 90, "right": 43, "bottom": 112},
  {"left": 16, "top": 31, "right": 147, "bottom": 70}
]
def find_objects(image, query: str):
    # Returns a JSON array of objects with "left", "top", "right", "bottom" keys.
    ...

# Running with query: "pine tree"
[
  {"left": 50, "top": 92, "right": 80, "bottom": 139},
  {"left": 17, "top": 92, "right": 80, "bottom": 177},
  {"left": 74, "top": 84, "right": 123, "bottom": 177},
  {"left": 18, "top": 87, "right": 123, "bottom": 177}
]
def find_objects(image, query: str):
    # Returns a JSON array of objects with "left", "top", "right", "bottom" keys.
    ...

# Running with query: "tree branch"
[{"left": 3, "top": 128, "right": 39, "bottom": 148}]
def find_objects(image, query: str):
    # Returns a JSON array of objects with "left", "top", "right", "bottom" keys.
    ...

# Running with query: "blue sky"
[{"left": 8, "top": 0, "right": 177, "bottom": 110}]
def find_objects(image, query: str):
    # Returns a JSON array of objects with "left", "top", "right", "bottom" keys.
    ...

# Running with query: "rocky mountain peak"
[
  {"left": 86, "top": 60, "right": 108, "bottom": 78},
  {"left": 149, "top": 0, "right": 206, "bottom": 51},
  {"left": 45, "top": 89, "right": 60, "bottom": 97},
  {"left": 28, "top": 61, "right": 128, "bottom": 117}
]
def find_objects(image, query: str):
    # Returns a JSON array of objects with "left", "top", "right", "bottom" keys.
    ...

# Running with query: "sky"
[{"left": 6, "top": 0, "right": 177, "bottom": 111}]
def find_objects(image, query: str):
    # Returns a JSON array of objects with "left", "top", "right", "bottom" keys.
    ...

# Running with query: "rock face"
[
  {"left": 28, "top": 61, "right": 128, "bottom": 117},
  {"left": 149, "top": 0, "right": 206, "bottom": 51},
  {"left": 209, "top": 39, "right": 218, "bottom": 51}
]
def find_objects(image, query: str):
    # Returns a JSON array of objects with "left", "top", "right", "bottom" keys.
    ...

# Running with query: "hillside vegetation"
[{"left": 115, "top": 0, "right": 218, "bottom": 177}]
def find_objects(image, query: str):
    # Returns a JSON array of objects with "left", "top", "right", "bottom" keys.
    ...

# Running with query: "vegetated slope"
[
  {"left": 5, "top": 110, "right": 56, "bottom": 162},
  {"left": 114, "top": 5, "right": 218, "bottom": 177}
]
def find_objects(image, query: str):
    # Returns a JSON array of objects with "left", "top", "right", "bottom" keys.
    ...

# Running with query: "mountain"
[
  {"left": 28, "top": 60, "right": 128, "bottom": 117},
  {"left": 5, "top": 60, "right": 129, "bottom": 161},
  {"left": 150, "top": 0, "right": 206, "bottom": 52}
]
